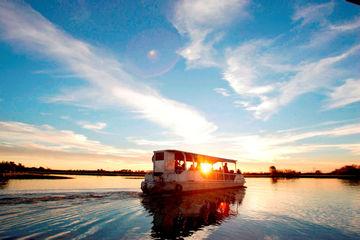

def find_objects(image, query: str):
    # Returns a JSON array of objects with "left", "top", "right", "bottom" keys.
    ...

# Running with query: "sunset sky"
[{"left": 0, "top": 0, "right": 359, "bottom": 172}]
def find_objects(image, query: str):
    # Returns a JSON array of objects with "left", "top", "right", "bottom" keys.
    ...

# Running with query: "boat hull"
[{"left": 141, "top": 178, "right": 246, "bottom": 195}]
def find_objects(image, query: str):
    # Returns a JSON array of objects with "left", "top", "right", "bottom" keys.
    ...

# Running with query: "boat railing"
[{"left": 205, "top": 172, "right": 237, "bottom": 181}]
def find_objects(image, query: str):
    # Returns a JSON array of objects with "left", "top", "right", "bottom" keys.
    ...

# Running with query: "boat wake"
[{"left": 0, "top": 191, "right": 141, "bottom": 205}]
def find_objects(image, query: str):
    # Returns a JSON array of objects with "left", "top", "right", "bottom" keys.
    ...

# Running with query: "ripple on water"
[{"left": 0, "top": 178, "right": 360, "bottom": 239}]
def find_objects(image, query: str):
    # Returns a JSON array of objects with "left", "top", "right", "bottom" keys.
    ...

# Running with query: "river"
[{"left": 0, "top": 176, "right": 359, "bottom": 239}]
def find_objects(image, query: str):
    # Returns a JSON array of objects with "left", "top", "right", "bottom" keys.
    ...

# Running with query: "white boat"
[{"left": 141, "top": 149, "right": 246, "bottom": 194}]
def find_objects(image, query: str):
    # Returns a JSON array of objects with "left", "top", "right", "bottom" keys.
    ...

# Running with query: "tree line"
[
  {"left": 2, "top": 161, "right": 360, "bottom": 178},
  {"left": 268, "top": 165, "right": 360, "bottom": 178},
  {"left": 0, "top": 161, "right": 146, "bottom": 176}
]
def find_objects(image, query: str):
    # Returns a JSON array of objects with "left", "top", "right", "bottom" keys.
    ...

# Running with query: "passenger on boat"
[
  {"left": 223, "top": 163, "right": 229, "bottom": 173},
  {"left": 189, "top": 164, "right": 196, "bottom": 171},
  {"left": 175, "top": 160, "right": 185, "bottom": 174},
  {"left": 181, "top": 161, "right": 186, "bottom": 171}
]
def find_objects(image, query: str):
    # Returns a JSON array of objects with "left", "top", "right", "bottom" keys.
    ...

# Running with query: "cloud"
[
  {"left": 2, "top": 120, "right": 358, "bottom": 169},
  {"left": 129, "top": 122, "right": 360, "bottom": 162},
  {"left": 170, "top": 0, "right": 358, "bottom": 121},
  {"left": 213, "top": 2, "right": 359, "bottom": 120},
  {"left": 127, "top": 137, "right": 180, "bottom": 147},
  {"left": 329, "top": 16, "right": 360, "bottom": 32},
  {"left": 218, "top": 123, "right": 360, "bottom": 161},
  {"left": 292, "top": 1, "right": 334, "bottom": 27},
  {"left": 0, "top": 121, "right": 143, "bottom": 157},
  {"left": 325, "top": 79, "right": 360, "bottom": 109},
  {"left": 222, "top": 40, "right": 281, "bottom": 98},
  {"left": 224, "top": 40, "right": 360, "bottom": 120},
  {"left": 171, "top": 0, "right": 249, "bottom": 68},
  {"left": 0, "top": 1, "right": 217, "bottom": 142},
  {"left": 213, "top": 88, "right": 230, "bottom": 97},
  {"left": 304, "top": 16, "right": 360, "bottom": 49},
  {"left": 250, "top": 44, "right": 360, "bottom": 119},
  {"left": 271, "top": 123, "right": 360, "bottom": 145},
  {"left": 81, "top": 122, "right": 107, "bottom": 131}
]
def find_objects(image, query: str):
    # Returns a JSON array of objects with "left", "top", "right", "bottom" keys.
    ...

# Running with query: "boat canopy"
[{"left": 154, "top": 149, "right": 237, "bottom": 164}]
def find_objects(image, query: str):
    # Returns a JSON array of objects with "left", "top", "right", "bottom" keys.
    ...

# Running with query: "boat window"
[{"left": 154, "top": 152, "right": 164, "bottom": 161}]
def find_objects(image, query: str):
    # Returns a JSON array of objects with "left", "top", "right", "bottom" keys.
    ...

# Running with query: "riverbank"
[
  {"left": 0, "top": 172, "right": 73, "bottom": 180},
  {"left": 2, "top": 172, "right": 359, "bottom": 180},
  {"left": 243, "top": 173, "right": 360, "bottom": 179}
]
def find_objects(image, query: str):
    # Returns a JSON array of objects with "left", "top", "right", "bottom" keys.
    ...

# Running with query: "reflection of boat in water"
[
  {"left": 141, "top": 188, "right": 246, "bottom": 239},
  {"left": 141, "top": 150, "right": 246, "bottom": 194}
]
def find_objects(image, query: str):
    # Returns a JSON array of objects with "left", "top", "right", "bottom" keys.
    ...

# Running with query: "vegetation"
[
  {"left": 0, "top": 161, "right": 147, "bottom": 178},
  {"left": 0, "top": 161, "right": 45, "bottom": 172},
  {"left": 244, "top": 165, "right": 360, "bottom": 179},
  {"left": 269, "top": 166, "right": 277, "bottom": 176},
  {"left": 330, "top": 165, "right": 360, "bottom": 176},
  {"left": 1, "top": 161, "right": 360, "bottom": 179},
  {"left": 0, "top": 161, "right": 71, "bottom": 179}
]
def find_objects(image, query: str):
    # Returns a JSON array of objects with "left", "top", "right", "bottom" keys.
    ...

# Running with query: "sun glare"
[
  {"left": 147, "top": 49, "right": 158, "bottom": 60},
  {"left": 200, "top": 163, "right": 212, "bottom": 174}
]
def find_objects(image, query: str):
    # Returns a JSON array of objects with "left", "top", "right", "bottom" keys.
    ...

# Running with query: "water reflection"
[
  {"left": 141, "top": 188, "right": 246, "bottom": 239},
  {"left": 341, "top": 179, "right": 360, "bottom": 186},
  {"left": 270, "top": 177, "right": 300, "bottom": 184},
  {"left": 271, "top": 177, "right": 278, "bottom": 184},
  {"left": 0, "top": 179, "right": 9, "bottom": 189}
]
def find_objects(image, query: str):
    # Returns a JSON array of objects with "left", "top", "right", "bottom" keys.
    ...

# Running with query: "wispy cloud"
[
  {"left": 0, "top": 1, "right": 217, "bottom": 142},
  {"left": 80, "top": 122, "right": 107, "bottom": 131},
  {"left": 215, "top": 122, "right": 360, "bottom": 161},
  {"left": 130, "top": 122, "right": 360, "bottom": 162},
  {"left": 213, "top": 88, "right": 230, "bottom": 97},
  {"left": 222, "top": 35, "right": 359, "bottom": 120},
  {"left": 249, "top": 44, "right": 360, "bottom": 119},
  {"left": 32, "top": 69, "right": 79, "bottom": 79},
  {"left": 0, "top": 121, "right": 143, "bottom": 157},
  {"left": 304, "top": 15, "right": 360, "bottom": 49},
  {"left": 222, "top": 40, "right": 280, "bottom": 98},
  {"left": 292, "top": 1, "right": 334, "bottom": 27},
  {"left": 329, "top": 16, "right": 360, "bottom": 32},
  {"left": 325, "top": 79, "right": 360, "bottom": 109},
  {"left": 171, "top": 0, "right": 249, "bottom": 68},
  {"left": 127, "top": 137, "right": 180, "bottom": 147},
  {"left": 171, "top": 1, "right": 359, "bottom": 120}
]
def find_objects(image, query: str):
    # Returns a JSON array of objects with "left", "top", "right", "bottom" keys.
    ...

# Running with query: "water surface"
[{"left": 0, "top": 176, "right": 359, "bottom": 239}]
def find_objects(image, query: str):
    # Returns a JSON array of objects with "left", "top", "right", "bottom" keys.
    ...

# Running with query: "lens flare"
[
  {"left": 200, "top": 163, "right": 212, "bottom": 174},
  {"left": 147, "top": 49, "right": 158, "bottom": 60}
]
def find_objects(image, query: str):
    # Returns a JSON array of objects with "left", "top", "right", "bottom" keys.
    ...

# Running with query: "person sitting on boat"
[
  {"left": 175, "top": 160, "right": 182, "bottom": 174},
  {"left": 181, "top": 161, "right": 186, "bottom": 171},
  {"left": 189, "top": 164, "right": 196, "bottom": 171},
  {"left": 223, "top": 163, "right": 229, "bottom": 173}
]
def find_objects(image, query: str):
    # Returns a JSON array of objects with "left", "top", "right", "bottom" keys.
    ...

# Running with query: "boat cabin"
[{"left": 152, "top": 149, "right": 238, "bottom": 179}]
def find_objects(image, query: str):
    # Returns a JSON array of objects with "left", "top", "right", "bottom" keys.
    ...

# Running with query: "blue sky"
[{"left": 0, "top": 0, "right": 359, "bottom": 171}]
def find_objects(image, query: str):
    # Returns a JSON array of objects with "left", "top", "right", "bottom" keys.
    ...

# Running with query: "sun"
[
  {"left": 147, "top": 49, "right": 158, "bottom": 60},
  {"left": 200, "top": 163, "right": 212, "bottom": 174}
]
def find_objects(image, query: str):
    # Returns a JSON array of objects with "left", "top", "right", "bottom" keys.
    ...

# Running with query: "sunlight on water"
[
  {"left": 0, "top": 177, "right": 359, "bottom": 239},
  {"left": 0, "top": 175, "right": 143, "bottom": 193}
]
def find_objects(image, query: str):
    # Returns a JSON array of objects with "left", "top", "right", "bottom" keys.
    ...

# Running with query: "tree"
[
  {"left": 269, "top": 166, "right": 277, "bottom": 176},
  {"left": 331, "top": 165, "right": 360, "bottom": 175}
]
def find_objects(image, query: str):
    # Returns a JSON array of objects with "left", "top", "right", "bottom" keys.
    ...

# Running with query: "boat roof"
[{"left": 154, "top": 149, "right": 237, "bottom": 164}]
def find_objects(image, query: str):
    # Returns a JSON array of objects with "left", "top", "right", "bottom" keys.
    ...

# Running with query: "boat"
[{"left": 141, "top": 149, "right": 246, "bottom": 194}]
